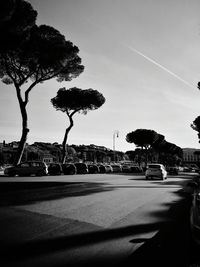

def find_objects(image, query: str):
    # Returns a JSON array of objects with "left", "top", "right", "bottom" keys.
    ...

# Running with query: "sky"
[{"left": 1, "top": 0, "right": 200, "bottom": 152}]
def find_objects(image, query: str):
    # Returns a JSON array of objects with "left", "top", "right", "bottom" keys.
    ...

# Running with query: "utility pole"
[{"left": 113, "top": 130, "right": 119, "bottom": 162}]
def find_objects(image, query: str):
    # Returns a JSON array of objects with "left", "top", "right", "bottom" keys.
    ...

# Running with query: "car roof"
[
  {"left": 148, "top": 164, "right": 163, "bottom": 167},
  {"left": 147, "top": 163, "right": 164, "bottom": 168}
]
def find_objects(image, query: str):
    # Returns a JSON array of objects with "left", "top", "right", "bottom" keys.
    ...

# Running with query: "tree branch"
[
  {"left": 3, "top": 57, "right": 18, "bottom": 84},
  {"left": 70, "top": 108, "right": 82, "bottom": 117},
  {"left": 24, "top": 80, "right": 38, "bottom": 105}
]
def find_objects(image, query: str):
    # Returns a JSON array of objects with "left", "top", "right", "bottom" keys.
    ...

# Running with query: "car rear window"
[{"left": 148, "top": 165, "right": 161, "bottom": 169}]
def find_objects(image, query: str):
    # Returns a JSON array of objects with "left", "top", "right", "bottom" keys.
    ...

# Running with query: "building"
[{"left": 182, "top": 148, "right": 200, "bottom": 167}]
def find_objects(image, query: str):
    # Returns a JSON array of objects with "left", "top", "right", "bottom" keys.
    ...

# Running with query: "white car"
[{"left": 145, "top": 164, "right": 167, "bottom": 180}]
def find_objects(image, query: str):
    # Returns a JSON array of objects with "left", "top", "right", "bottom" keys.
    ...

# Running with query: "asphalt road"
[{"left": 0, "top": 172, "right": 198, "bottom": 267}]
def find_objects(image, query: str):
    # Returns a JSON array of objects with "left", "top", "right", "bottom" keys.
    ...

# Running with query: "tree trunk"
[
  {"left": 13, "top": 85, "right": 29, "bottom": 165},
  {"left": 13, "top": 100, "right": 29, "bottom": 165},
  {"left": 145, "top": 147, "right": 148, "bottom": 167},
  {"left": 61, "top": 115, "right": 74, "bottom": 164}
]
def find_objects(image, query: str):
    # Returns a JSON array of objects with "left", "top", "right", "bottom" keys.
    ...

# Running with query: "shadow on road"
[
  {"left": 152, "top": 178, "right": 191, "bottom": 186},
  {"left": 0, "top": 221, "right": 166, "bottom": 262},
  {"left": 0, "top": 178, "right": 191, "bottom": 206},
  {"left": 0, "top": 181, "right": 114, "bottom": 206},
  {"left": 0, "top": 176, "right": 199, "bottom": 267},
  {"left": 125, "top": 190, "right": 193, "bottom": 267},
  {"left": 0, "top": 190, "right": 197, "bottom": 267}
]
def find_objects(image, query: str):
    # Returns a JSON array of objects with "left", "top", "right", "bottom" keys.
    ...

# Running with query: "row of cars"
[
  {"left": 3, "top": 161, "right": 144, "bottom": 177},
  {"left": 146, "top": 165, "right": 200, "bottom": 179},
  {"left": 4, "top": 161, "right": 89, "bottom": 176},
  {"left": 48, "top": 162, "right": 144, "bottom": 175},
  {"left": 3, "top": 160, "right": 187, "bottom": 178}
]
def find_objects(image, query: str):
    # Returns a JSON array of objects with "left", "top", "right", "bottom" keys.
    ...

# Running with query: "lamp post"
[{"left": 113, "top": 130, "right": 119, "bottom": 162}]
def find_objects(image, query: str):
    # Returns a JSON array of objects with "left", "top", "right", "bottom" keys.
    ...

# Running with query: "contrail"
[{"left": 127, "top": 45, "right": 194, "bottom": 89}]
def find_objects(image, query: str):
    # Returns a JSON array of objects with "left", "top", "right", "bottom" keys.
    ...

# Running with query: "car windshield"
[{"left": 148, "top": 165, "right": 161, "bottom": 169}]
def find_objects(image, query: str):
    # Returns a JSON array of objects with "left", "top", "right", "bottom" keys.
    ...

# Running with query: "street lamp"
[{"left": 113, "top": 130, "right": 119, "bottom": 162}]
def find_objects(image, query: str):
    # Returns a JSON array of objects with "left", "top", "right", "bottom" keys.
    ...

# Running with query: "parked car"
[
  {"left": 166, "top": 166, "right": 179, "bottom": 175},
  {"left": 121, "top": 164, "right": 132, "bottom": 173},
  {"left": 178, "top": 166, "right": 184, "bottom": 171},
  {"left": 145, "top": 164, "right": 167, "bottom": 180},
  {"left": 183, "top": 166, "right": 192, "bottom": 172},
  {"left": 97, "top": 164, "right": 106, "bottom": 173},
  {"left": 4, "top": 161, "right": 48, "bottom": 176},
  {"left": 48, "top": 163, "right": 63, "bottom": 175},
  {"left": 188, "top": 164, "right": 200, "bottom": 173},
  {"left": 111, "top": 164, "right": 122, "bottom": 173},
  {"left": 104, "top": 164, "right": 113, "bottom": 173},
  {"left": 0, "top": 166, "right": 4, "bottom": 175},
  {"left": 88, "top": 164, "right": 99, "bottom": 174},
  {"left": 192, "top": 167, "right": 200, "bottom": 173},
  {"left": 74, "top": 163, "right": 88, "bottom": 174},
  {"left": 62, "top": 163, "right": 77, "bottom": 175}
]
